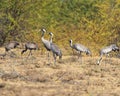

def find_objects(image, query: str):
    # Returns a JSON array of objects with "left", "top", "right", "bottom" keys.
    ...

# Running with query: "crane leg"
[
  {"left": 78, "top": 51, "right": 81, "bottom": 59},
  {"left": 28, "top": 50, "right": 32, "bottom": 57},
  {"left": 78, "top": 51, "right": 82, "bottom": 64},
  {"left": 48, "top": 52, "right": 50, "bottom": 62},
  {"left": 47, "top": 52, "right": 51, "bottom": 64},
  {"left": 97, "top": 55, "right": 102, "bottom": 65},
  {"left": 10, "top": 51, "right": 16, "bottom": 57},
  {"left": 105, "top": 54, "right": 110, "bottom": 64},
  {"left": 72, "top": 49, "right": 74, "bottom": 56},
  {"left": 53, "top": 53, "right": 56, "bottom": 65}
]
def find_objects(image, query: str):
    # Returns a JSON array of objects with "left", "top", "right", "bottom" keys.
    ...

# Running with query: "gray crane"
[
  {"left": 21, "top": 42, "right": 38, "bottom": 57},
  {"left": 49, "top": 32, "right": 62, "bottom": 64},
  {"left": 69, "top": 39, "right": 91, "bottom": 62},
  {"left": 97, "top": 44, "right": 119, "bottom": 65},
  {"left": 5, "top": 41, "right": 20, "bottom": 57},
  {"left": 41, "top": 28, "right": 51, "bottom": 60}
]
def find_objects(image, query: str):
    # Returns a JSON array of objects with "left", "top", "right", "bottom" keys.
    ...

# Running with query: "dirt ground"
[{"left": 0, "top": 48, "right": 120, "bottom": 96}]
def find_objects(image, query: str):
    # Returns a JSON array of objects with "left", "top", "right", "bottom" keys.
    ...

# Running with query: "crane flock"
[{"left": 1, "top": 28, "right": 119, "bottom": 65}]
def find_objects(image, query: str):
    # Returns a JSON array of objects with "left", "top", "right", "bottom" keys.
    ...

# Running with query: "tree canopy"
[{"left": 0, "top": 0, "right": 120, "bottom": 54}]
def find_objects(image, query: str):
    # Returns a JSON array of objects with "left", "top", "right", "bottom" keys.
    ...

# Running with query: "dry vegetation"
[
  {"left": 0, "top": 48, "right": 120, "bottom": 96},
  {"left": 1, "top": 1, "right": 120, "bottom": 95}
]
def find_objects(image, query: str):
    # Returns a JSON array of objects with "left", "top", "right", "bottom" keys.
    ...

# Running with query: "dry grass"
[{"left": 0, "top": 48, "right": 120, "bottom": 96}]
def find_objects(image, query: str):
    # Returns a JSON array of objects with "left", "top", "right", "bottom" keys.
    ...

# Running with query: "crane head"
[
  {"left": 49, "top": 32, "right": 54, "bottom": 37},
  {"left": 69, "top": 39, "right": 72, "bottom": 43},
  {"left": 12, "top": 41, "right": 20, "bottom": 48},
  {"left": 111, "top": 44, "right": 119, "bottom": 52},
  {"left": 86, "top": 49, "right": 92, "bottom": 57},
  {"left": 41, "top": 28, "right": 46, "bottom": 33},
  {"left": 16, "top": 42, "right": 20, "bottom": 47}
]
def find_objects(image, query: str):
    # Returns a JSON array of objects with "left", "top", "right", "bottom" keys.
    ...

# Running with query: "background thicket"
[{"left": 0, "top": 0, "right": 120, "bottom": 55}]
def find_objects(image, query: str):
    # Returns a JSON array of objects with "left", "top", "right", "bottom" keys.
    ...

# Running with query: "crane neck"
[
  {"left": 70, "top": 41, "right": 73, "bottom": 48},
  {"left": 41, "top": 31, "right": 45, "bottom": 38},
  {"left": 49, "top": 35, "right": 53, "bottom": 43},
  {"left": 41, "top": 31, "right": 45, "bottom": 41}
]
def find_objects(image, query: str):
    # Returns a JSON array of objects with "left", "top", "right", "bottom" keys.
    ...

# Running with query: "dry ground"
[{"left": 0, "top": 48, "right": 120, "bottom": 96}]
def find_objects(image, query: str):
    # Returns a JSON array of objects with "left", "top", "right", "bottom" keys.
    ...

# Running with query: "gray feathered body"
[
  {"left": 72, "top": 43, "right": 91, "bottom": 55},
  {"left": 21, "top": 42, "right": 38, "bottom": 54},
  {"left": 97, "top": 44, "right": 119, "bottom": 65},
  {"left": 41, "top": 37, "right": 51, "bottom": 51},
  {"left": 51, "top": 43, "right": 62, "bottom": 59},
  {"left": 100, "top": 44, "right": 119, "bottom": 56},
  {"left": 25, "top": 42, "right": 38, "bottom": 50},
  {"left": 5, "top": 41, "right": 19, "bottom": 52}
]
